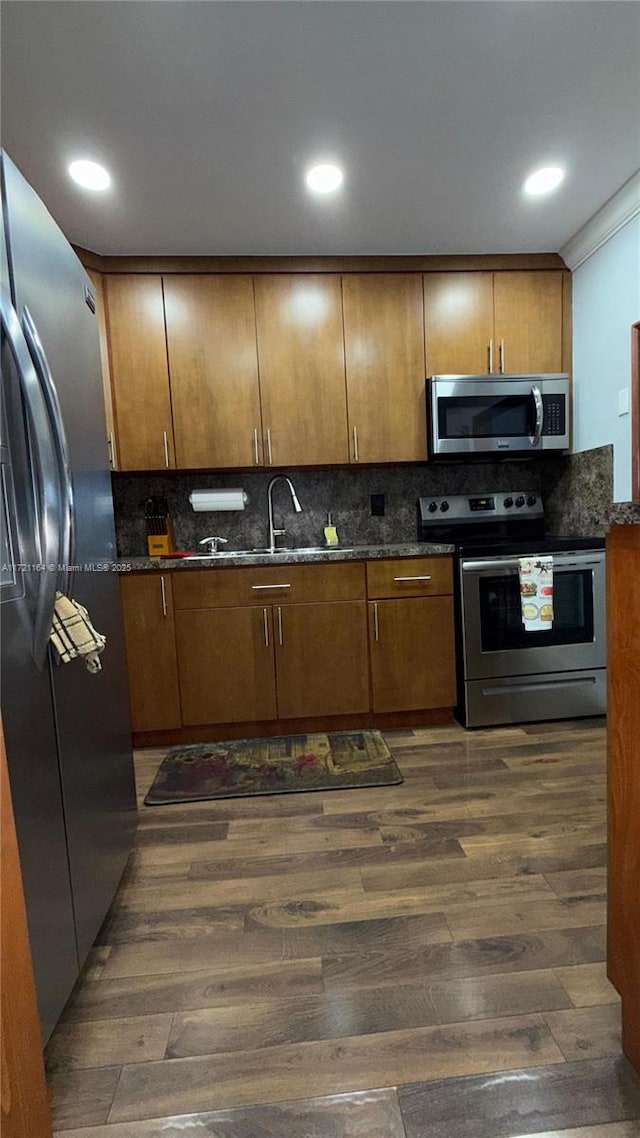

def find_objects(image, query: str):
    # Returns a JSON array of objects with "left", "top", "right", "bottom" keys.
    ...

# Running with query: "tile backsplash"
[
  {"left": 113, "top": 461, "right": 543, "bottom": 556},
  {"left": 113, "top": 448, "right": 640, "bottom": 556}
]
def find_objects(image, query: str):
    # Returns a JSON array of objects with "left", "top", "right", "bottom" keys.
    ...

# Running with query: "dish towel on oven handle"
[{"left": 519, "top": 556, "right": 554, "bottom": 631}]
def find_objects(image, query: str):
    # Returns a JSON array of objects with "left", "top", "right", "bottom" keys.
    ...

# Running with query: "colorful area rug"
[{"left": 144, "top": 730, "right": 403, "bottom": 804}]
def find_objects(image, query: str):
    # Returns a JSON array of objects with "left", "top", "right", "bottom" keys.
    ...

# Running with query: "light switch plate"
[{"left": 618, "top": 388, "right": 630, "bottom": 416}]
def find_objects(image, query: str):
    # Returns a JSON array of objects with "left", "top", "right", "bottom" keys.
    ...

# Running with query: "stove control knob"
[
  {"left": 527, "top": 495, "right": 538, "bottom": 507},
  {"left": 504, "top": 496, "right": 514, "bottom": 508},
  {"left": 440, "top": 501, "right": 450, "bottom": 512},
  {"left": 515, "top": 495, "right": 526, "bottom": 508},
  {"left": 428, "top": 501, "right": 438, "bottom": 513}
]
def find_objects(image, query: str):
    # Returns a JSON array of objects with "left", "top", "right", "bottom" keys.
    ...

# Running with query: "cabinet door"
[
  {"left": 369, "top": 596, "right": 455, "bottom": 713},
  {"left": 275, "top": 601, "right": 370, "bottom": 719},
  {"left": 164, "top": 276, "right": 263, "bottom": 469},
  {"left": 120, "top": 575, "right": 181, "bottom": 731},
  {"left": 494, "top": 271, "right": 563, "bottom": 374},
  {"left": 176, "top": 606, "right": 277, "bottom": 725},
  {"left": 343, "top": 274, "right": 426, "bottom": 463},
  {"left": 424, "top": 272, "right": 494, "bottom": 376},
  {"left": 86, "top": 268, "right": 118, "bottom": 469},
  {"left": 254, "top": 275, "right": 349, "bottom": 466},
  {"left": 104, "top": 275, "right": 175, "bottom": 470}
]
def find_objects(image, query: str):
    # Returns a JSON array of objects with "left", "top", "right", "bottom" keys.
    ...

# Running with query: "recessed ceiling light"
[
  {"left": 523, "top": 166, "right": 565, "bottom": 197},
  {"left": 305, "top": 164, "right": 344, "bottom": 194},
  {"left": 68, "top": 159, "right": 111, "bottom": 191}
]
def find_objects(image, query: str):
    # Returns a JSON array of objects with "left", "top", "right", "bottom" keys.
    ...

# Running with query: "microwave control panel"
[{"left": 542, "top": 396, "right": 566, "bottom": 436}]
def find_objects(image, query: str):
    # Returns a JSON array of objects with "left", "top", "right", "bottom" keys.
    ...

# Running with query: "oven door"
[
  {"left": 460, "top": 551, "right": 606, "bottom": 680},
  {"left": 430, "top": 376, "right": 569, "bottom": 455}
]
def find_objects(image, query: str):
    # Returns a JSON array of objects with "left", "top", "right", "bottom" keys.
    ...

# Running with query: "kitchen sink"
[{"left": 182, "top": 546, "right": 353, "bottom": 559}]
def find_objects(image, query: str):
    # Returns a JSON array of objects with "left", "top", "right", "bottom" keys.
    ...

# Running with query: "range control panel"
[{"left": 419, "top": 491, "right": 544, "bottom": 526}]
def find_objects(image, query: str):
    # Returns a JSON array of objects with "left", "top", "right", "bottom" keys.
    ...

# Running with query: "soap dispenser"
[{"left": 323, "top": 513, "right": 339, "bottom": 547}]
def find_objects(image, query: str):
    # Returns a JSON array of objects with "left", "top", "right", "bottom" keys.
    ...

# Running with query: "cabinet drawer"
[
  {"left": 172, "top": 561, "right": 366, "bottom": 609},
  {"left": 366, "top": 557, "right": 453, "bottom": 599}
]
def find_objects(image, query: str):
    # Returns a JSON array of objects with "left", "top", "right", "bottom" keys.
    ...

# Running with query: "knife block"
[{"left": 147, "top": 518, "right": 175, "bottom": 557}]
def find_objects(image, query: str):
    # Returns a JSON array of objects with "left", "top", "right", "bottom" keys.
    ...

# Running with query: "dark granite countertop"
[{"left": 117, "top": 542, "right": 455, "bottom": 572}]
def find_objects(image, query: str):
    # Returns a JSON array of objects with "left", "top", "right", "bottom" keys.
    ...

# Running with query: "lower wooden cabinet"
[
  {"left": 175, "top": 606, "right": 277, "bottom": 725},
  {"left": 119, "top": 575, "right": 181, "bottom": 731},
  {"left": 275, "top": 601, "right": 370, "bottom": 719},
  {"left": 369, "top": 596, "right": 456, "bottom": 713}
]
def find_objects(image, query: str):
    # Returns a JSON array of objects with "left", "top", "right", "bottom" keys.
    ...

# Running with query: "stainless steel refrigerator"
[{"left": 0, "top": 152, "right": 136, "bottom": 1043}]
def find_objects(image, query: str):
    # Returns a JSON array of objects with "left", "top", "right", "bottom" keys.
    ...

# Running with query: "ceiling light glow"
[
  {"left": 305, "top": 164, "right": 343, "bottom": 194},
  {"left": 523, "top": 166, "right": 565, "bottom": 197},
  {"left": 68, "top": 159, "right": 111, "bottom": 191}
]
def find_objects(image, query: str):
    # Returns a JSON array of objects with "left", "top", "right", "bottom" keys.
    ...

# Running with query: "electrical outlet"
[{"left": 371, "top": 494, "right": 385, "bottom": 516}]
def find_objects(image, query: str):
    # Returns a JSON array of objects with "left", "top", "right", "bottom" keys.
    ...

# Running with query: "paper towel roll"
[{"left": 189, "top": 489, "right": 248, "bottom": 512}]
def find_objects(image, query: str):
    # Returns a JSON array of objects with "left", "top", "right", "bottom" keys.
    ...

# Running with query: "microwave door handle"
[
  {"left": 531, "top": 384, "right": 543, "bottom": 447},
  {"left": 22, "top": 306, "right": 75, "bottom": 598},
  {"left": 0, "top": 285, "right": 62, "bottom": 668}
]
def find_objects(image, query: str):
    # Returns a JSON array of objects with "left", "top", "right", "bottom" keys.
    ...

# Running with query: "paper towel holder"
[{"left": 189, "top": 489, "right": 249, "bottom": 512}]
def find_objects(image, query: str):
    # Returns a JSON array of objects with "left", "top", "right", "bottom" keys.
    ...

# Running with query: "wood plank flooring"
[{"left": 45, "top": 719, "right": 640, "bottom": 1137}]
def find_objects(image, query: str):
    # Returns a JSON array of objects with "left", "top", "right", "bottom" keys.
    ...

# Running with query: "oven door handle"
[
  {"left": 462, "top": 555, "right": 604, "bottom": 574},
  {"left": 530, "top": 384, "right": 543, "bottom": 447}
]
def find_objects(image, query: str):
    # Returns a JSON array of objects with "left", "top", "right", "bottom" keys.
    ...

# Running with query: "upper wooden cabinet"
[
  {"left": 164, "top": 276, "right": 263, "bottom": 469},
  {"left": 254, "top": 275, "right": 349, "bottom": 466},
  {"left": 86, "top": 268, "right": 118, "bottom": 469},
  {"left": 494, "top": 271, "right": 564, "bottom": 374},
  {"left": 424, "top": 272, "right": 494, "bottom": 377},
  {"left": 343, "top": 274, "right": 427, "bottom": 463},
  {"left": 424, "top": 270, "right": 565, "bottom": 376},
  {"left": 104, "top": 275, "right": 175, "bottom": 470}
]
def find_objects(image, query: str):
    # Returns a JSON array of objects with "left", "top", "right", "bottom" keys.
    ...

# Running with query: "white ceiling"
[{"left": 2, "top": 1, "right": 639, "bottom": 256}]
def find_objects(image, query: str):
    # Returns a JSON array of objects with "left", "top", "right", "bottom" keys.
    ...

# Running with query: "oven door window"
[
  {"left": 438, "top": 394, "right": 535, "bottom": 439},
  {"left": 479, "top": 569, "right": 594, "bottom": 652}
]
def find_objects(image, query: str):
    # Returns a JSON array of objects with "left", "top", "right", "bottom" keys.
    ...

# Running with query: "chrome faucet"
[{"left": 267, "top": 476, "right": 303, "bottom": 553}]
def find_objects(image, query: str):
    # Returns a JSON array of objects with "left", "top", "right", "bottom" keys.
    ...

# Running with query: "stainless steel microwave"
[{"left": 428, "top": 374, "right": 570, "bottom": 457}]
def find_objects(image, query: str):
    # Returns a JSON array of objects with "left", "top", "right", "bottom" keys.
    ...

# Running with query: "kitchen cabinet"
[
  {"left": 86, "top": 268, "right": 118, "bottom": 469},
  {"left": 104, "top": 275, "right": 175, "bottom": 470},
  {"left": 274, "top": 601, "right": 370, "bottom": 719},
  {"left": 175, "top": 606, "right": 277, "bottom": 725},
  {"left": 423, "top": 270, "right": 565, "bottom": 376},
  {"left": 119, "top": 574, "right": 181, "bottom": 731},
  {"left": 424, "top": 272, "right": 494, "bottom": 376},
  {"left": 343, "top": 274, "right": 427, "bottom": 463},
  {"left": 164, "top": 275, "right": 263, "bottom": 469},
  {"left": 367, "top": 557, "right": 455, "bottom": 713},
  {"left": 254, "top": 275, "right": 349, "bottom": 466},
  {"left": 493, "top": 271, "right": 564, "bottom": 374}
]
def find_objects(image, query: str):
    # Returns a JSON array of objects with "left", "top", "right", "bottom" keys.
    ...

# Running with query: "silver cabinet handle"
[
  {"left": 393, "top": 575, "right": 432, "bottom": 582},
  {"left": 266, "top": 429, "right": 273, "bottom": 465},
  {"left": 254, "top": 427, "right": 260, "bottom": 465},
  {"left": 488, "top": 339, "right": 494, "bottom": 374},
  {"left": 263, "top": 607, "right": 269, "bottom": 648},
  {"left": 277, "top": 605, "right": 283, "bottom": 646},
  {"left": 163, "top": 429, "right": 170, "bottom": 467},
  {"left": 352, "top": 425, "right": 359, "bottom": 462},
  {"left": 108, "top": 431, "right": 116, "bottom": 469},
  {"left": 160, "top": 575, "right": 167, "bottom": 617},
  {"left": 373, "top": 602, "right": 379, "bottom": 642},
  {"left": 499, "top": 339, "right": 505, "bottom": 374},
  {"left": 251, "top": 583, "right": 291, "bottom": 590}
]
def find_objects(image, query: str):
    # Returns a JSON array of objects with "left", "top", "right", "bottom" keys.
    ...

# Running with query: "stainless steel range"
[{"left": 418, "top": 491, "right": 606, "bottom": 728}]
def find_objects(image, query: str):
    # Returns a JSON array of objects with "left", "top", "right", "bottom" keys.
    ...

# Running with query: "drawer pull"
[
  {"left": 251, "top": 583, "right": 291, "bottom": 591},
  {"left": 393, "top": 575, "right": 432, "bottom": 582}
]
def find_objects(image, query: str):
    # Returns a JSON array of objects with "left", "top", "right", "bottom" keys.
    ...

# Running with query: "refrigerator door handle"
[
  {"left": 0, "top": 284, "right": 62, "bottom": 668},
  {"left": 22, "top": 306, "right": 75, "bottom": 597}
]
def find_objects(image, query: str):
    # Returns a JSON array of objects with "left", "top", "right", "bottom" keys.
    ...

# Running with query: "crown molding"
[{"left": 561, "top": 171, "right": 640, "bottom": 272}]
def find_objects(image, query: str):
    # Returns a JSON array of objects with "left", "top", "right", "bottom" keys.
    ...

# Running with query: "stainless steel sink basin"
[{"left": 182, "top": 546, "right": 353, "bottom": 560}]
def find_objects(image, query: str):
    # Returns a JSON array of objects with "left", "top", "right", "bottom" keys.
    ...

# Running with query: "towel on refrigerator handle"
[
  {"left": 519, "top": 556, "right": 554, "bottom": 631},
  {"left": 49, "top": 592, "right": 106, "bottom": 673}
]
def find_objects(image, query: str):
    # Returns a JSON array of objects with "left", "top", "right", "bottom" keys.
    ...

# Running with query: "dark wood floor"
[{"left": 45, "top": 719, "right": 640, "bottom": 1137}]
